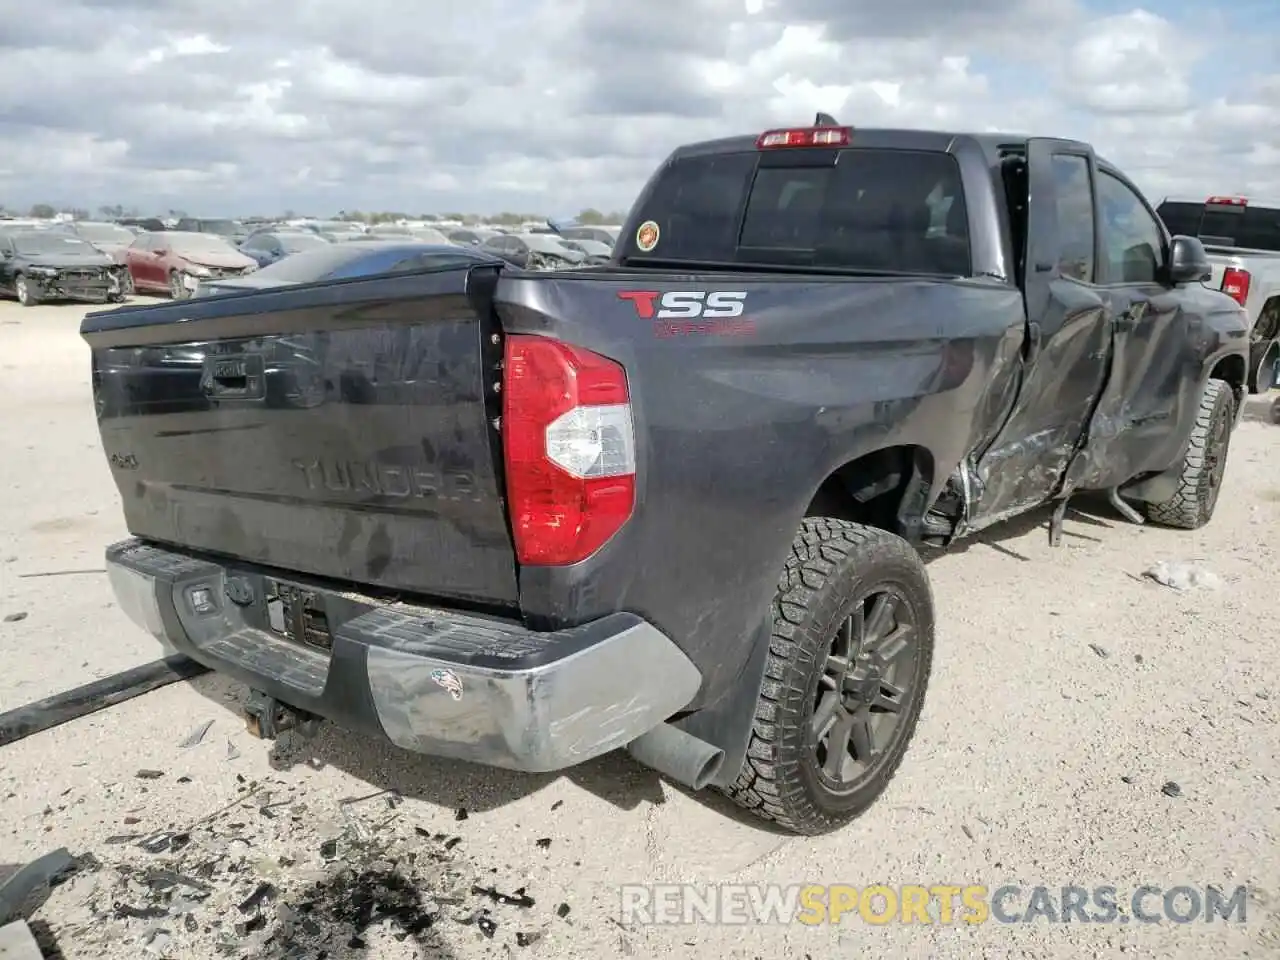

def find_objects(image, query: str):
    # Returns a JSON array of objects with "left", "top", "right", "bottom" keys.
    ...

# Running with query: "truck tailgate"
[{"left": 81, "top": 267, "right": 519, "bottom": 607}]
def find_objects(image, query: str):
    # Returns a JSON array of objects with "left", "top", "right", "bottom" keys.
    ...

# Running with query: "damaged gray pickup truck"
[{"left": 82, "top": 121, "right": 1249, "bottom": 836}]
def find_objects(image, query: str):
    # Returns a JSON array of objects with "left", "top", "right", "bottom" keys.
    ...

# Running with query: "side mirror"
[{"left": 1167, "top": 235, "right": 1212, "bottom": 285}]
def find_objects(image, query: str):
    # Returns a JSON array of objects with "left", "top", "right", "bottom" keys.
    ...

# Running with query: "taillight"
[
  {"left": 502, "top": 334, "right": 636, "bottom": 566},
  {"left": 1221, "top": 267, "right": 1251, "bottom": 306},
  {"left": 756, "top": 126, "right": 851, "bottom": 149},
  {"left": 1206, "top": 195, "right": 1247, "bottom": 207}
]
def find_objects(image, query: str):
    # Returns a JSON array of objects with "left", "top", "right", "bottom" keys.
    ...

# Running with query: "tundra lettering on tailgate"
[{"left": 617, "top": 290, "right": 756, "bottom": 338}]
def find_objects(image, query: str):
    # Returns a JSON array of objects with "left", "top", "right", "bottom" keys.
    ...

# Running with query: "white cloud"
[{"left": 0, "top": 1, "right": 1274, "bottom": 215}]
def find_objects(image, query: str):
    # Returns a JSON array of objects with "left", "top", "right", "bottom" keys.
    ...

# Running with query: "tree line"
[{"left": 1, "top": 204, "right": 630, "bottom": 225}]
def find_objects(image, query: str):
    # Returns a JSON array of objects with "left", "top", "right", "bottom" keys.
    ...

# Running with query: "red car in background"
[{"left": 123, "top": 231, "right": 257, "bottom": 299}]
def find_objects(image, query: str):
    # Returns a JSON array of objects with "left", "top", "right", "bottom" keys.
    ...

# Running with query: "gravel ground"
[{"left": 1, "top": 300, "right": 1278, "bottom": 959}]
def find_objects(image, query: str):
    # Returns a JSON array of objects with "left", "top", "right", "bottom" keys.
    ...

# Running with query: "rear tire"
[
  {"left": 1143, "top": 378, "right": 1234, "bottom": 530},
  {"left": 719, "top": 518, "right": 935, "bottom": 835}
]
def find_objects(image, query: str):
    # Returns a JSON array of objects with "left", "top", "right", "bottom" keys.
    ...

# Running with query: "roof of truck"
[
  {"left": 669, "top": 128, "right": 1115, "bottom": 167},
  {"left": 1160, "top": 195, "right": 1280, "bottom": 209}
]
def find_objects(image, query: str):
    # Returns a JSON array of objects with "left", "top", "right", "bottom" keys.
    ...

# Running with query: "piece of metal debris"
[
  {"left": 961, "top": 824, "right": 975, "bottom": 840},
  {"left": 179, "top": 719, "right": 215, "bottom": 748},
  {"left": 0, "top": 847, "right": 76, "bottom": 925},
  {"left": 534, "top": 838, "right": 551, "bottom": 850},
  {"left": 1161, "top": 781, "right": 1183, "bottom": 798},
  {"left": 1088, "top": 643, "right": 1110, "bottom": 659},
  {"left": 472, "top": 885, "right": 535, "bottom": 908},
  {"left": 226, "top": 740, "right": 241, "bottom": 760}
]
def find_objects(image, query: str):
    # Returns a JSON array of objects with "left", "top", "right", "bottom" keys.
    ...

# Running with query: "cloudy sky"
[{"left": 0, "top": 0, "right": 1277, "bottom": 217}]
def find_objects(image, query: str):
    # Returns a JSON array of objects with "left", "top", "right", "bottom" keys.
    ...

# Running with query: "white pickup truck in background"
[{"left": 1156, "top": 195, "right": 1280, "bottom": 393}]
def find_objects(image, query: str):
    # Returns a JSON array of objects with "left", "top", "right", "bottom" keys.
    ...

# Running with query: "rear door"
[
  {"left": 969, "top": 138, "right": 1112, "bottom": 524},
  {"left": 82, "top": 265, "right": 519, "bottom": 606}
]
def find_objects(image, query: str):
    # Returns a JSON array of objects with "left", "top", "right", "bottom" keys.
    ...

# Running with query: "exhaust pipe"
[{"left": 626, "top": 723, "right": 725, "bottom": 790}]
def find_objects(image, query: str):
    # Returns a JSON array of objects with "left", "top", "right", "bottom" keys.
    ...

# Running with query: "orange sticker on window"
[{"left": 636, "top": 221, "right": 660, "bottom": 252}]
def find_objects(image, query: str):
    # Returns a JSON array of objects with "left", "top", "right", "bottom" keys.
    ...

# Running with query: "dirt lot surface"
[{"left": 1, "top": 299, "right": 1278, "bottom": 959}]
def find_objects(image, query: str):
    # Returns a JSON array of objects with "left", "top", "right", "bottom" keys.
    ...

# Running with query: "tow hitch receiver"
[{"left": 244, "top": 689, "right": 320, "bottom": 740}]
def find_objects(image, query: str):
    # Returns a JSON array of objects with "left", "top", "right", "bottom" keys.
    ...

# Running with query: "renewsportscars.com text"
[{"left": 619, "top": 883, "right": 1250, "bottom": 926}]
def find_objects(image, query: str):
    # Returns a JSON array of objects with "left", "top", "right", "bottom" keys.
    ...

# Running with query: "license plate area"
[{"left": 264, "top": 580, "right": 333, "bottom": 653}]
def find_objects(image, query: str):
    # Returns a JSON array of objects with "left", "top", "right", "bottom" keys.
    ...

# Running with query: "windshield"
[
  {"left": 278, "top": 232, "right": 329, "bottom": 253},
  {"left": 201, "top": 219, "right": 244, "bottom": 236},
  {"left": 620, "top": 147, "right": 971, "bottom": 275},
  {"left": 14, "top": 233, "right": 98, "bottom": 256},
  {"left": 249, "top": 245, "right": 371, "bottom": 281},
  {"left": 168, "top": 233, "right": 238, "bottom": 256},
  {"left": 74, "top": 222, "right": 135, "bottom": 244},
  {"left": 1156, "top": 201, "right": 1280, "bottom": 252}
]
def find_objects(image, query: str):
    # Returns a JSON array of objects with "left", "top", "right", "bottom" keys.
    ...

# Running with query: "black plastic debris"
[
  {"left": 413, "top": 827, "right": 431, "bottom": 839},
  {"left": 348, "top": 935, "right": 367, "bottom": 948},
  {"left": 234, "top": 914, "right": 266, "bottom": 936},
  {"left": 177, "top": 777, "right": 192, "bottom": 784},
  {"left": 476, "top": 915, "right": 497, "bottom": 938},
  {"left": 135, "top": 770, "right": 165, "bottom": 780},
  {"left": 113, "top": 901, "right": 166, "bottom": 920},
  {"left": 319, "top": 840, "right": 338, "bottom": 860},
  {"left": 534, "top": 838, "right": 551, "bottom": 850},
  {"left": 550, "top": 800, "right": 563, "bottom": 811},
  {"left": 443, "top": 837, "right": 461, "bottom": 851},
  {"left": 516, "top": 931, "right": 542, "bottom": 947},
  {"left": 454, "top": 808, "right": 468, "bottom": 822},
  {"left": 3, "top": 612, "right": 27, "bottom": 623},
  {"left": 123, "top": 816, "right": 141, "bottom": 825},
  {"left": 184, "top": 914, "right": 198, "bottom": 933},
  {"left": 556, "top": 903, "right": 571, "bottom": 919},
  {"left": 238, "top": 882, "right": 277, "bottom": 914},
  {"left": 137, "top": 831, "right": 190, "bottom": 854},
  {"left": 1161, "top": 781, "right": 1183, "bottom": 798},
  {"left": 471, "top": 885, "right": 535, "bottom": 908}
]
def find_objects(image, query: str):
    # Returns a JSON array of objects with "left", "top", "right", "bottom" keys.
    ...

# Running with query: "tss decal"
[{"left": 617, "top": 290, "right": 748, "bottom": 320}]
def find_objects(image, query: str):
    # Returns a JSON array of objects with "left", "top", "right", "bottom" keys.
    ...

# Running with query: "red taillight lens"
[
  {"left": 1206, "top": 195, "right": 1247, "bottom": 206},
  {"left": 1221, "top": 267, "right": 1251, "bottom": 306},
  {"left": 502, "top": 334, "right": 636, "bottom": 566},
  {"left": 756, "top": 126, "right": 851, "bottom": 149}
]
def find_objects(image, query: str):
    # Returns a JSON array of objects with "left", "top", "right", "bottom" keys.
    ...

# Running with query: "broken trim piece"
[{"left": 0, "top": 656, "right": 210, "bottom": 749}]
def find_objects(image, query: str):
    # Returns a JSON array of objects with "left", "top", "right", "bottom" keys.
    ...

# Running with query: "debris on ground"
[
  {"left": 24, "top": 776, "right": 561, "bottom": 956},
  {"left": 1161, "top": 781, "right": 1183, "bottom": 798},
  {"left": 179, "top": 720, "right": 215, "bottom": 748},
  {"left": 1141, "top": 561, "right": 1224, "bottom": 591},
  {"left": 1088, "top": 643, "right": 1109, "bottom": 659},
  {"left": 2, "top": 612, "right": 28, "bottom": 623}
]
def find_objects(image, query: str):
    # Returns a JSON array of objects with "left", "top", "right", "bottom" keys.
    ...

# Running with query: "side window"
[
  {"left": 1098, "top": 173, "right": 1164, "bottom": 284},
  {"left": 1051, "top": 154, "right": 1095, "bottom": 283}
]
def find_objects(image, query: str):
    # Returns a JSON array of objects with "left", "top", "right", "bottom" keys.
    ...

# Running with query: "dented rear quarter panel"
[{"left": 493, "top": 273, "right": 1026, "bottom": 705}]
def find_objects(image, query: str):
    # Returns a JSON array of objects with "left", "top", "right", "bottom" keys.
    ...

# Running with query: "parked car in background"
[
  {"left": 409, "top": 226, "right": 455, "bottom": 244},
  {"left": 301, "top": 220, "right": 366, "bottom": 240},
  {"left": 1156, "top": 195, "right": 1280, "bottom": 392},
  {"left": 194, "top": 241, "right": 500, "bottom": 296},
  {"left": 557, "top": 237, "right": 612, "bottom": 263},
  {"left": 447, "top": 227, "right": 501, "bottom": 247},
  {"left": 480, "top": 232, "right": 585, "bottom": 269},
  {"left": 116, "top": 217, "right": 165, "bottom": 232},
  {"left": 124, "top": 230, "right": 258, "bottom": 299},
  {"left": 174, "top": 217, "right": 250, "bottom": 244},
  {"left": 238, "top": 230, "right": 332, "bottom": 268},
  {"left": 0, "top": 230, "right": 128, "bottom": 305},
  {"left": 559, "top": 225, "right": 620, "bottom": 247}
]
